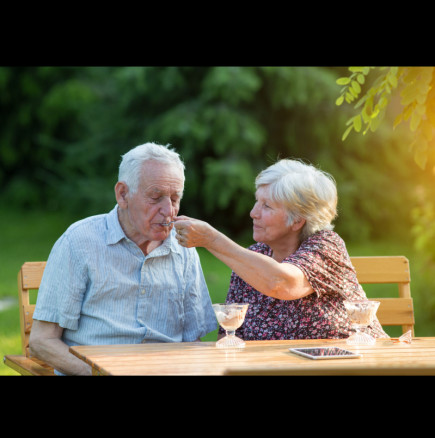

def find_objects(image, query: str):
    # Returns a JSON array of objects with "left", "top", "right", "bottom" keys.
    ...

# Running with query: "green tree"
[{"left": 0, "top": 66, "right": 420, "bottom": 245}]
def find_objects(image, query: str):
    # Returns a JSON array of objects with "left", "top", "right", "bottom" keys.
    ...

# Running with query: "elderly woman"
[{"left": 174, "top": 158, "right": 388, "bottom": 340}]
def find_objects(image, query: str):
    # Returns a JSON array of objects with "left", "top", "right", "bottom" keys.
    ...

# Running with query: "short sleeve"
[
  {"left": 33, "top": 232, "right": 88, "bottom": 330},
  {"left": 284, "top": 231, "right": 358, "bottom": 298}
]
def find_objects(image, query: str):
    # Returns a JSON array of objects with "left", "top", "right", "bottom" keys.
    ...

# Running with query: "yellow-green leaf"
[
  {"left": 410, "top": 111, "right": 422, "bottom": 131},
  {"left": 336, "top": 77, "right": 351, "bottom": 85},
  {"left": 401, "top": 82, "right": 419, "bottom": 106},
  {"left": 388, "top": 74, "right": 398, "bottom": 88},
  {"left": 346, "top": 117, "right": 354, "bottom": 126},
  {"left": 349, "top": 86, "right": 358, "bottom": 98},
  {"left": 335, "top": 95, "right": 344, "bottom": 106},
  {"left": 362, "top": 106, "right": 370, "bottom": 123},
  {"left": 393, "top": 112, "right": 403, "bottom": 129},
  {"left": 403, "top": 105, "right": 413, "bottom": 121},
  {"left": 370, "top": 114, "right": 382, "bottom": 132},
  {"left": 351, "top": 80, "right": 361, "bottom": 94},
  {"left": 342, "top": 125, "right": 353, "bottom": 141},
  {"left": 353, "top": 115, "right": 362, "bottom": 132},
  {"left": 354, "top": 93, "right": 368, "bottom": 109}
]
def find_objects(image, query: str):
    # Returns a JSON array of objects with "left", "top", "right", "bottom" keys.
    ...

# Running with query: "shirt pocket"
[
  {"left": 137, "top": 257, "right": 186, "bottom": 336},
  {"left": 137, "top": 285, "right": 185, "bottom": 337}
]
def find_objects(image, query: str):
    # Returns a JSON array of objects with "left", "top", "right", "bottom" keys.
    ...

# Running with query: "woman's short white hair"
[
  {"left": 255, "top": 158, "right": 338, "bottom": 242},
  {"left": 118, "top": 142, "right": 185, "bottom": 193}
]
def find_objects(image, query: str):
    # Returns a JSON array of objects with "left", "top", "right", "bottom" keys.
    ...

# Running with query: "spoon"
[{"left": 161, "top": 221, "right": 175, "bottom": 226}]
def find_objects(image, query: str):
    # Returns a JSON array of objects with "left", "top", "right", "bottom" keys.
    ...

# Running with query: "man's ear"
[{"left": 115, "top": 182, "right": 129, "bottom": 208}]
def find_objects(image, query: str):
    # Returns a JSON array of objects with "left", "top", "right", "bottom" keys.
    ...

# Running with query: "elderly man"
[{"left": 30, "top": 142, "right": 216, "bottom": 375}]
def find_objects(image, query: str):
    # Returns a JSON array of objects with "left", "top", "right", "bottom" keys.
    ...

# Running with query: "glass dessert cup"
[
  {"left": 343, "top": 300, "right": 380, "bottom": 346},
  {"left": 212, "top": 303, "right": 249, "bottom": 349}
]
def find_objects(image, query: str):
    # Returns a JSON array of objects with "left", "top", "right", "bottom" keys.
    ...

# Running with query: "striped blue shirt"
[{"left": 33, "top": 205, "right": 217, "bottom": 348}]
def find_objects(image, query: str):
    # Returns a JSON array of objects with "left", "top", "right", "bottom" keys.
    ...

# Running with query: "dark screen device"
[{"left": 289, "top": 347, "right": 361, "bottom": 360}]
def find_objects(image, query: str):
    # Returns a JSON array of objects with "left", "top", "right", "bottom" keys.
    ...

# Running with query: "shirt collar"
[
  {"left": 105, "top": 205, "right": 126, "bottom": 245},
  {"left": 149, "top": 228, "right": 182, "bottom": 257},
  {"left": 105, "top": 205, "right": 182, "bottom": 255}
]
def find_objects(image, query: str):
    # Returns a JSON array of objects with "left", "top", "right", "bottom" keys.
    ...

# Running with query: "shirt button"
[{"left": 141, "top": 289, "right": 146, "bottom": 294}]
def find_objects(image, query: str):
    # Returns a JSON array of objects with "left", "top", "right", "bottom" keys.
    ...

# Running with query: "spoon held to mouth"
[{"left": 161, "top": 221, "right": 175, "bottom": 226}]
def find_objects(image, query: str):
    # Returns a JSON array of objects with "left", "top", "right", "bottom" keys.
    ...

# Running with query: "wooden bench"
[
  {"left": 350, "top": 256, "right": 414, "bottom": 335},
  {"left": 3, "top": 262, "right": 54, "bottom": 376},
  {"left": 3, "top": 256, "right": 414, "bottom": 374}
]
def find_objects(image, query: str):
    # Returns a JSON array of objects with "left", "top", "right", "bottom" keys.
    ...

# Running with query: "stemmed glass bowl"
[
  {"left": 343, "top": 300, "right": 380, "bottom": 346},
  {"left": 212, "top": 303, "right": 249, "bottom": 349}
]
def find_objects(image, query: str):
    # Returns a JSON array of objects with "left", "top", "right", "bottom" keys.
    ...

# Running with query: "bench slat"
[{"left": 4, "top": 355, "right": 54, "bottom": 376}]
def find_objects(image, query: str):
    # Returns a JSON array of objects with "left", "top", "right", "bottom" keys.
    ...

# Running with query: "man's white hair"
[{"left": 118, "top": 142, "right": 185, "bottom": 193}]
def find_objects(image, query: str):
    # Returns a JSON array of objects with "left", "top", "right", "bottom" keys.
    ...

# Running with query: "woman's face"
[{"left": 250, "top": 185, "right": 292, "bottom": 246}]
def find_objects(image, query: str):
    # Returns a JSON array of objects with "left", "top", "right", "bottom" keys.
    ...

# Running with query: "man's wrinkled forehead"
[
  {"left": 145, "top": 184, "right": 184, "bottom": 198},
  {"left": 139, "top": 162, "right": 184, "bottom": 190}
]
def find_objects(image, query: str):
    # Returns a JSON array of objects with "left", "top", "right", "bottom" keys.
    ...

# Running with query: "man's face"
[{"left": 117, "top": 160, "right": 184, "bottom": 245}]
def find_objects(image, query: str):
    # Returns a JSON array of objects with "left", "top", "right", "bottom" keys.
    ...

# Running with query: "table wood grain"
[{"left": 69, "top": 337, "right": 435, "bottom": 375}]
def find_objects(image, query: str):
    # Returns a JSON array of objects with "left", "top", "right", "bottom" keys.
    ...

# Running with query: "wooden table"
[{"left": 69, "top": 337, "right": 435, "bottom": 375}]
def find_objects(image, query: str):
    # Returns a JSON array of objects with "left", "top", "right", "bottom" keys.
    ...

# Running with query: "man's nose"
[{"left": 160, "top": 197, "right": 174, "bottom": 216}]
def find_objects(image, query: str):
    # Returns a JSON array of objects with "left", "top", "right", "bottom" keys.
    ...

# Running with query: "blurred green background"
[{"left": 1, "top": 66, "right": 434, "bottom": 375}]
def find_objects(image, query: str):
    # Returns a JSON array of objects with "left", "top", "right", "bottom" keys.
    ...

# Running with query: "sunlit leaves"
[
  {"left": 336, "top": 67, "right": 372, "bottom": 107},
  {"left": 336, "top": 66, "right": 435, "bottom": 169},
  {"left": 396, "top": 67, "right": 434, "bottom": 169}
]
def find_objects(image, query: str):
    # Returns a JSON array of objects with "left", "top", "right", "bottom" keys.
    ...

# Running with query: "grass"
[
  {"left": 1, "top": 208, "right": 434, "bottom": 375},
  {"left": 0, "top": 208, "right": 74, "bottom": 375}
]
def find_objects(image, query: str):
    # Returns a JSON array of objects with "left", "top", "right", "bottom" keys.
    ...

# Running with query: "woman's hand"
[
  {"left": 174, "top": 216, "right": 313, "bottom": 301},
  {"left": 173, "top": 215, "right": 217, "bottom": 249}
]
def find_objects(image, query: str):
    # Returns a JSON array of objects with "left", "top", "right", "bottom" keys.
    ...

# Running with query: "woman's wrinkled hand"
[{"left": 173, "top": 215, "right": 215, "bottom": 248}]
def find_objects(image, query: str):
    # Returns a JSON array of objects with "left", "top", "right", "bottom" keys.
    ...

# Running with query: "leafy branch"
[{"left": 336, "top": 66, "right": 435, "bottom": 169}]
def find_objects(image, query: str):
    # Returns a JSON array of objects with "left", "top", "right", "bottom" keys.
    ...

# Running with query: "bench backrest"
[
  {"left": 17, "top": 257, "right": 414, "bottom": 351},
  {"left": 18, "top": 261, "right": 46, "bottom": 356},
  {"left": 350, "top": 256, "right": 414, "bottom": 335}
]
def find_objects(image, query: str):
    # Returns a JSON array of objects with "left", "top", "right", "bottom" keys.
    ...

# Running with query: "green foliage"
[
  {"left": 336, "top": 66, "right": 435, "bottom": 170},
  {"left": 337, "top": 67, "right": 399, "bottom": 140},
  {"left": 0, "top": 65, "right": 427, "bottom": 245},
  {"left": 1, "top": 66, "right": 346, "bottom": 236},
  {"left": 2, "top": 67, "right": 435, "bottom": 368},
  {"left": 336, "top": 66, "right": 435, "bottom": 267},
  {"left": 394, "top": 67, "right": 435, "bottom": 169}
]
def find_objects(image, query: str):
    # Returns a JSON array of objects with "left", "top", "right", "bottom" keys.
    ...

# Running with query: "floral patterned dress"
[{"left": 220, "top": 230, "right": 388, "bottom": 340}]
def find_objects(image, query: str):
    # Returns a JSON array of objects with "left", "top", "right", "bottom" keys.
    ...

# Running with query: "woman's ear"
[
  {"left": 115, "top": 182, "right": 129, "bottom": 209},
  {"left": 291, "top": 217, "right": 306, "bottom": 231}
]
